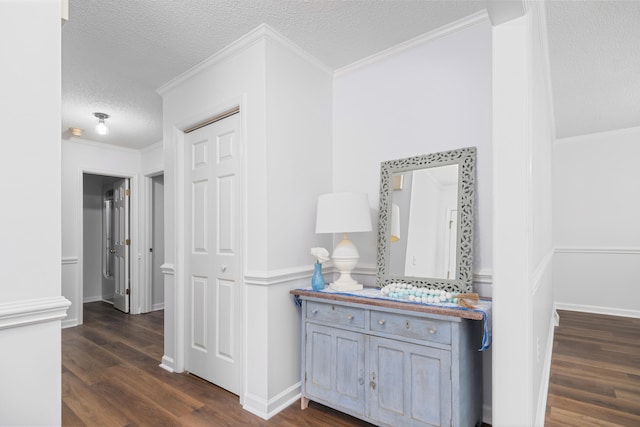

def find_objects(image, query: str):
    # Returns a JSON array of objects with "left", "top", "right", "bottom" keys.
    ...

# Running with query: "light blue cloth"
[{"left": 296, "top": 286, "right": 492, "bottom": 351}]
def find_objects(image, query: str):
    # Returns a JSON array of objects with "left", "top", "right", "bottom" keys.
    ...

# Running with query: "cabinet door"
[
  {"left": 369, "top": 336, "right": 451, "bottom": 427},
  {"left": 305, "top": 323, "right": 366, "bottom": 416}
]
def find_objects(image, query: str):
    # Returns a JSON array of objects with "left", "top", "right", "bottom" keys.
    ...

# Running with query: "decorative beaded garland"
[{"left": 380, "top": 282, "right": 460, "bottom": 305}]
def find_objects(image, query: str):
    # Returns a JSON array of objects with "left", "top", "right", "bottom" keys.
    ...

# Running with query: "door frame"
[
  {"left": 169, "top": 97, "right": 245, "bottom": 403},
  {"left": 77, "top": 167, "right": 139, "bottom": 325},
  {"left": 143, "top": 168, "right": 164, "bottom": 313}
]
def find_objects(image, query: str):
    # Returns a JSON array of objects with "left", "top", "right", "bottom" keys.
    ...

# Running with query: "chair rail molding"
[
  {"left": 160, "top": 263, "right": 175, "bottom": 275},
  {"left": 555, "top": 246, "right": 640, "bottom": 255},
  {"left": 0, "top": 296, "right": 71, "bottom": 330}
]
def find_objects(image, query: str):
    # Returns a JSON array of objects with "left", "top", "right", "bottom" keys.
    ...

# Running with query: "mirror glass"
[{"left": 376, "top": 147, "right": 475, "bottom": 292}]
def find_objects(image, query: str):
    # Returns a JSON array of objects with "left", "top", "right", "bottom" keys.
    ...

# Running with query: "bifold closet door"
[{"left": 184, "top": 112, "right": 241, "bottom": 395}]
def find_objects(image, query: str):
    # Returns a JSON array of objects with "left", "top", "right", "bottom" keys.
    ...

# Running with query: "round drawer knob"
[
  {"left": 378, "top": 319, "right": 386, "bottom": 325},
  {"left": 311, "top": 309, "right": 318, "bottom": 315},
  {"left": 429, "top": 328, "right": 436, "bottom": 334},
  {"left": 347, "top": 315, "right": 354, "bottom": 320}
]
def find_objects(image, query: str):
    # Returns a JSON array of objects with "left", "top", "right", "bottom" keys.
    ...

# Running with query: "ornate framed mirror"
[{"left": 376, "top": 147, "right": 476, "bottom": 292}]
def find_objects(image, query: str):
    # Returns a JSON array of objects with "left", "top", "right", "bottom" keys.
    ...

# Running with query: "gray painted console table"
[{"left": 291, "top": 288, "right": 485, "bottom": 427}]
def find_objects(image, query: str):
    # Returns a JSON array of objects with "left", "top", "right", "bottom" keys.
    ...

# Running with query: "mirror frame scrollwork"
[{"left": 376, "top": 147, "right": 476, "bottom": 292}]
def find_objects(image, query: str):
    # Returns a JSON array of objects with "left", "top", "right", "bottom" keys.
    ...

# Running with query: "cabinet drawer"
[
  {"left": 370, "top": 311, "right": 451, "bottom": 344},
  {"left": 306, "top": 301, "right": 365, "bottom": 328}
]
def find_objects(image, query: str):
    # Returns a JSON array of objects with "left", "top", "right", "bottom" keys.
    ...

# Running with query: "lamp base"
[
  {"left": 329, "top": 271, "right": 363, "bottom": 292},
  {"left": 330, "top": 236, "right": 363, "bottom": 292}
]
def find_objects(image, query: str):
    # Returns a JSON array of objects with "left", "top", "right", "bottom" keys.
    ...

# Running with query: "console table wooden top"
[{"left": 290, "top": 288, "right": 486, "bottom": 321}]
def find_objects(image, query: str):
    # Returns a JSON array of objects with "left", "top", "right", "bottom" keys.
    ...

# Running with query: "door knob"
[
  {"left": 221, "top": 264, "right": 227, "bottom": 272},
  {"left": 110, "top": 249, "right": 116, "bottom": 254}
]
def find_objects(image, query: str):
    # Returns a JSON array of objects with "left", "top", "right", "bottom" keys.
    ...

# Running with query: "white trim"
[
  {"left": 554, "top": 124, "right": 640, "bottom": 145},
  {"left": 0, "top": 296, "right": 71, "bottom": 330},
  {"left": 244, "top": 266, "right": 314, "bottom": 286},
  {"left": 531, "top": 249, "right": 553, "bottom": 296},
  {"left": 140, "top": 140, "right": 163, "bottom": 154},
  {"left": 67, "top": 137, "right": 141, "bottom": 154},
  {"left": 535, "top": 308, "right": 558, "bottom": 427},
  {"left": 158, "top": 24, "right": 331, "bottom": 96},
  {"left": 160, "top": 263, "right": 175, "bottom": 275},
  {"left": 473, "top": 270, "right": 494, "bottom": 284},
  {"left": 243, "top": 382, "right": 302, "bottom": 420},
  {"left": 83, "top": 295, "right": 103, "bottom": 303},
  {"left": 335, "top": 10, "right": 489, "bottom": 78},
  {"left": 555, "top": 302, "right": 640, "bottom": 319},
  {"left": 555, "top": 246, "right": 640, "bottom": 255},
  {"left": 151, "top": 303, "right": 164, "bottom": 311},
  {"left": 61, "top": 256, "right": 78, "bottom": 265},
  {"left": 159, "top": 355, "right": 175, "bottom": 373},
  {"left": 262, "top": 26, "right": 332, "bottom": 75}
]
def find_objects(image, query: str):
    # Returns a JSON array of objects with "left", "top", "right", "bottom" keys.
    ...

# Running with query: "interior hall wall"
[
  {"left": 332, "top": 17, "right": 493, "bottom": 420},
  {"left": 0, "top": 1, "right": 69, "bottom": 425},
  {"left": 553, "top": 126, "right": 640, "bottom": 317}
]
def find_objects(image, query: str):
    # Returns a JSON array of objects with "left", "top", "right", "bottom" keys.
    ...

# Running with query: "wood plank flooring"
[
  {"left": 545, "top": 310, "right": 640, "bottom": 426},
  {"left": 63, "top": 302, "right": 376, "bottom": 426}
]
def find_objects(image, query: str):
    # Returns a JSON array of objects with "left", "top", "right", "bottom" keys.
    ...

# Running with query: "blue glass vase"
[{"left": 311, "top": 262, "right": 325, "bottom": 291}]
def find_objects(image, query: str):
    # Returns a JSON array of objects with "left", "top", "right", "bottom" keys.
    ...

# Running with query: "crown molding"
[
  {"left": 554, "top": 125, "right": 640, "bottom": 145},
  {"left": 65, "top": 137, "right": 141, "bottom": 154},
  {"left": 157, "top": 24, "right": 331, "bottom": 96},
  {"left": 334, "top": 10, "right": 489, "bottom": 78}
]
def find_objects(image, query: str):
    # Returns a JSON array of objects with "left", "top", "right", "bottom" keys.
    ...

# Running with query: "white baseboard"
[
  {"left": 62, "top": 317, "right": 78, "bottom": 329},
  {"left": 83, "top": 295, "right": 102, "bottom": 303},
  {"left": 152, "top": 302, "right": 164, "bottom": 311},
  {"left": 243, "top": 382, "right": 301, "bottom": 420},
  {"left": 159, "top": 355, "right": 175, "bottom": 373},
  {"left": 555, "top": 302, "right": 640, "bottom": 319},
  {"left": 535, "top": 309, "right": 558, "bottom": 426}
]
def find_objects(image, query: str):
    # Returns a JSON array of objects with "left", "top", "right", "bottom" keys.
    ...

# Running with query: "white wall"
[
  {"left": 0, "top": 1, "right": 69, "bottom": 425},
  {"left": 333, "top": 19, "right": 493, "bottom": 291},
  {"left": 553, "top": 126, "right": 640, "bottom": 317},
  {"left": 491, "top": 3, "right": 556, "bottom": 426},
  {"left": 62, "top": 139, "right": 142, "bottom": 325},
  {"left": 332, "top": 15, "right": 494, "bottom": 420}
]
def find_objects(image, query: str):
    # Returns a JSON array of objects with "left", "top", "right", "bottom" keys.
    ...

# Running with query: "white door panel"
[{"left": 184, "top": 113, "right": 241, "bottom": 395}]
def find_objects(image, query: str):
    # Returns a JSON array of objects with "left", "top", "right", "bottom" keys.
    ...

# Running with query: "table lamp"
[{"left": 315, "top": 192, "right": 372, "bottom": 291}]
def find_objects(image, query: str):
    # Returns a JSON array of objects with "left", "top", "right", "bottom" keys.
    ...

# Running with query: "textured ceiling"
[
  {"left": 62, "top": 1, "right": 640, "bottom": 148},
  {"left": 62, "top": 0, "right": 485, "bottom": 148},
  {"left": 546, "top": 1, "right": 640, "bottom": 139}
]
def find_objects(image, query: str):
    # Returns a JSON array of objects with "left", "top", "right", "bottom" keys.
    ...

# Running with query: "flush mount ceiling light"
[{"left": 93, "top": 112, "right": 109, "bottom": 135}]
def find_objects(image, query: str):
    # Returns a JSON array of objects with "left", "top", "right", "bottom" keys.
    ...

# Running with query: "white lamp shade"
[{"left": 315, "top": 192, "right": 372, "bottom": 234}]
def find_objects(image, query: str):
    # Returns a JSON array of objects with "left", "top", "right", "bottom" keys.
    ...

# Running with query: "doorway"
[
  {"left": 149, "top": 173, "right": 165, "bottom": 311},
  {"left": 82, "top": 173, "right": 131, "bottom": 313}
]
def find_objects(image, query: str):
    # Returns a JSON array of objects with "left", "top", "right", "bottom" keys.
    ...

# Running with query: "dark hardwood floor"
[
  {"left": 545, "top": 310, "right": 640, "bottom": 426},
  {"left": 63, "top": 302, "right": 491, "bottom": 426},
  {"left": 63, "top": 302, "right": 376, "bottom": 426}
]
